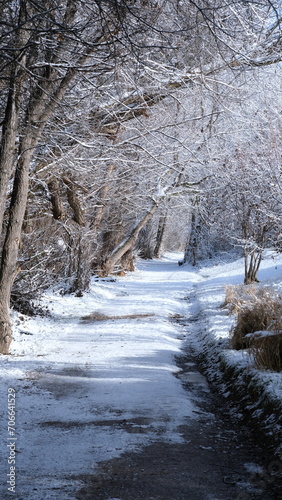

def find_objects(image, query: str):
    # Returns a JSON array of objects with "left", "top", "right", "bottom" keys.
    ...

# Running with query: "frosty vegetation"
[{"left": 0, "top": 0, "right": 282, "bottom": 354}]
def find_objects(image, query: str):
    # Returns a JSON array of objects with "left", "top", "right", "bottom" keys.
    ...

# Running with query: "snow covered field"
[{"left": 1, "top": 251, "right": 282, "bottom": 499}]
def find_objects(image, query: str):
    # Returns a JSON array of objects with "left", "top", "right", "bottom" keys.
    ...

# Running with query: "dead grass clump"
[
  {"left": 231, "top": 303, "right": 275, "bottom": 349},
  {"left": 226, "top": 285, "right": 282, "bottom": 371},
  {"left": 223, "top": 284, "right": 276, "bottom": 315},
  {"left": 250, "top": 332, "right": 282, "bottom": 372},
  {"left": 222, "top": 284, "right": 243, "bottom": 313}
]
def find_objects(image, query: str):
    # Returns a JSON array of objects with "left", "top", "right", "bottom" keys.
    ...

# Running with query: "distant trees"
[
  {"left": 183, "top": 65, "right": 282, "bottom": 283},
  {"left": 0, "top": 0, "right": 281, "bottom": 352},
  {"left": 221, "top": 153, "right": 280, "bottom": 284}
]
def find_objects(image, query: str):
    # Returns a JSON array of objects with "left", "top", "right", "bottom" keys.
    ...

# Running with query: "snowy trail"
[
  {"left": 1, "top": 253, "right": 281, "bottom": 499},
  {"left": 1, "top": 253, "right": 206, "bottom": 499}
]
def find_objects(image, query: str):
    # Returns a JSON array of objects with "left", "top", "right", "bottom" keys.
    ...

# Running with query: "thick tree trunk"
[
  {"left": 0, "top": 134, "right": 34, "bottom": 352},
  {"left": 65, "top": 225, "right": 91, "bottom": 294},
  {"left": 0, "top": 3, "right": 29, "bottom": 234},
  {"left": 0, "top": 79, "right": 20, "bottom": 235},
  {"left": 0, "top": 46, "right": 86, "bottom": 353},
  {"left": 0, "top": 291, "right": 13, "bottom": 354}
]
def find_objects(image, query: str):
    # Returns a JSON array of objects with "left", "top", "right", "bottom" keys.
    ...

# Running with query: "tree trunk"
[
  {"left": 0, "top": 78, "right": 20, "bottom": 235},
  {"left": 91, "top": 164, "right": 115, "bottom": 232},
  {"left": 153, "top": 211, "right": 168, "bottom": 258},
  {"left": 48, "top": 178, "right": 65, "bottom": 220},
  {"left": 244, "top": 248, "right": 262, "bottom": 284},
  {"left": 62, "top": 176, "right": 85, "bottom": 226},
  {"left": 65, "top": 226, "right": 91, "bottom": 294},
  {"left": 184, "top": 212, "right": 198, "bottom": 266},
  {"left": 0, "top": 3, "right": 29, "bottom": 234},
  {"left": 0, "top": 134, "right": 35, "bottom": 352},
  {"left": 242, "top": 219, "right": 266, "bottom": 285},
  {"left": 0, "top": 63, "right": 76, "bottom": 351},
  {"left": 102, "top": 201, "right": 160, "bottom": 275},
  {"left": 0, "top": 288, "right": 14, "bottom": 354},
  {"left": 0, "top": 40, "right": 88, "bottom": 353}
]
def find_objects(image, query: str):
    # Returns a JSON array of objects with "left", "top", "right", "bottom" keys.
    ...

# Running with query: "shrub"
[
  {"left": 224, "top": 284, "right": 282, "bottom": 371},
  {"left": 249, "top": 331, "right": 282, "bottom": 372},
  {"left": 223, "top": 284, "right": 277, "bottom": 315}
]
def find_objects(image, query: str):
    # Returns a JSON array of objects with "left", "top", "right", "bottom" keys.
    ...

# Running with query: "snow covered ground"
[
  {"left": 0, "top": 253, "right": 203, "bottom": 499},
  {"left": 1, "top": 251, "right": 282, "bottom": 499}
]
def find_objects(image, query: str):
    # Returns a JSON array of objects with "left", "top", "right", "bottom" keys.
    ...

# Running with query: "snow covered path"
[
  {"left": 1, "top": 254, "right": 205, "bottom": 499},
  {"left": 1, "top": 253, "right": 280, "bottom": 499}
]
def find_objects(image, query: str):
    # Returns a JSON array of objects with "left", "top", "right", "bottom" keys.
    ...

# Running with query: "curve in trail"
[{"left": 0, "top": 254, "right": 278, "bottom": 499}]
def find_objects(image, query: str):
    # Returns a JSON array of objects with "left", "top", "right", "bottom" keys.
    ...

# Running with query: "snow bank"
[{"left": 191, "top": 252, "right": 282, "bottom": 455}]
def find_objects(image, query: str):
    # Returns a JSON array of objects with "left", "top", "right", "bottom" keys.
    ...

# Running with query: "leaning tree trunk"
[
  {"left": 0, "top": 50, "right": 88, "bottom": 351},
  {"left": 102, "top": 200, "right": 161, "bottom": 275},
  {"left": 100, "top": 171, "right": 199, "bottom": 275},
  {"left": 0, "top": 1, "right": 31, "bottom": 351}
]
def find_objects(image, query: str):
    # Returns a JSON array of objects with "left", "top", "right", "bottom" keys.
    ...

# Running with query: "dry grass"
[
  {"left": 250, "top": 332, "right": 282, "bottom": 372},
  {"left": 223, "top": 284, "right": 277, "bottom": 315},
  {"left": 231, "top": 301, "right": 279, "bottom": 350},
  {"left": 80, "top": 311, "right": 154, "bottom": 322},
  {"left": 224, "top": 284, "right": 282, "bottom": 371}
]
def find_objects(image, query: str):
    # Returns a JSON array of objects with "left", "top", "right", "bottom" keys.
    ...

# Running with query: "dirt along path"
[{"left": 1, "top": 254, "right": 281, "bottom": 499}]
